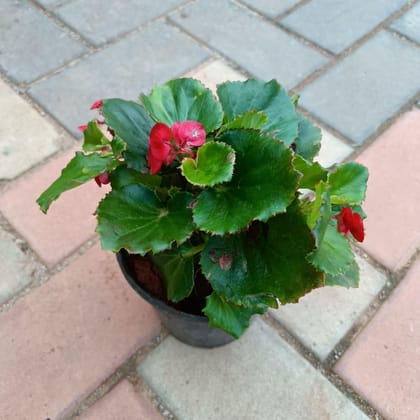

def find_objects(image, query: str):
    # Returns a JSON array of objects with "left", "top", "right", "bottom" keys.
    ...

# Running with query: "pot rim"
[{"left": 117, "top": 249, "right": 210, "bottom": 324}]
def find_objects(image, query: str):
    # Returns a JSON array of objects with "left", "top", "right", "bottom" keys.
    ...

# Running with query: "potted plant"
[{"left": 37, "top": 78, "right": 368, "bottom": 347}]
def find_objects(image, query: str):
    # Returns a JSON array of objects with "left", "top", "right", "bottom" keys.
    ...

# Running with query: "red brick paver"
[
  {"left": 335, "top": 259, "right": 420, "bottom": 420},
  {"left": 356, "top": 109, "right": 420, "bottom": 271},
  {"left": 81, "top": 379, "right": 163, "bottom": 420},
  {"left": 0, "top": 245, "right": 160, "bottom": 420},
  {"left": 0, "top": 148, "right": 108, "bottom": 268}
]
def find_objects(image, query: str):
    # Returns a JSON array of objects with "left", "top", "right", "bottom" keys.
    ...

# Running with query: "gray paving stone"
[
  {"left": 55, "top": 0, "right": 186, "bottom": 46},
  {"left": 390, "top": 2, "right": 420, "bottom": 44},
  {"left": 0, "top": 228, "right": 33, "bottom": 304},
  {"left": 138, "top": 320, "right": 368, "bottom": 420},
  {"left": 28, "top": 21, "right": 209, "bottom": 136},
  {"left": 316, "top": 129, "right": 353, "bottom": 167},
  {"left": 171, "top": 0, "right": 328, "bottom": 89},
  {"left": 34, "top": 0, "right": 65, "bottom": 8},
  {"left": 240, "top": 0, "right": 301, "bottom": 18},
  {"left": 0, "top": 80, "right": 61, "bottom": 179},
  {"left": 280, "top": 0, "right": 407, "bottom": 54},
  {"left": 299, "top": 31, "right": 420, "bottom": 144},
  {"left": 0, "top": 0, "right": 87, "bottom": 83},
  {"left": 271, "top": 256, "right": 387, "bottom": 361}
]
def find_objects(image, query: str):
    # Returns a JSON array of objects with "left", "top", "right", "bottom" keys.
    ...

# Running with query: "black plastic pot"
[{"left": 117, "top": 250, "right": 235, "bottom": 348}]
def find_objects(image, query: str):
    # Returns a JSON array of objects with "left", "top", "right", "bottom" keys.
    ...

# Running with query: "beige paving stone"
[
  {"left": 185, "top": 59, "right": 247, "bottom": 93},
  {"left": 0, "top": 80, "right": 61, "bottom": 179},
  {"left": 270, "top": 256, "right": 387, "bottom": 360},
  {"left": 316, "top": 129, "right": 354, "bottom": 167},
  {"left": 0, "top": 245, "right": 160, "bottom": 420},
  {"left": 335, "top": 258, "right": 420, "bottom": 420},
  {"left": 0, "top": 227, "right": 34, "bottom": 304},
  {"left": 81, "top": 380, "right": 162, "bottom": 420},
  {"left": 138, "top": 319, "right": 367, "bottom": 420},
  {"left": 0, "top": 148, "right": 107, "bottom": 267},
  {"left": 356, "top": 109, "right": 420, "bottom": 270}
]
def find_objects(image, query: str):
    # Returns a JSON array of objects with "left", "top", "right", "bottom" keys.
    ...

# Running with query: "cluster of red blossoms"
[
  {"left": 147, "top": 121, "right": 206, "bottom": 174},
  {"left": 336, "top": 207, "right": 364, "bottom": 242}
]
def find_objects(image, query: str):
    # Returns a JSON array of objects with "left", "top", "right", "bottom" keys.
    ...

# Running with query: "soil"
[{"left": 126, "top": 253, "right": 213, "bottom": 316}]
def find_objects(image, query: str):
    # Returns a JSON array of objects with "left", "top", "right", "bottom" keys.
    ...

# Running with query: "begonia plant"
[{"left": 37, "top": 78, "right": 368, "bottom": 338}]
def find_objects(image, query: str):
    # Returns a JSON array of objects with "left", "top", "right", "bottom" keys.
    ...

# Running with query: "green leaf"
[
  {"left": 308, "top": 223, "right": 353, "bottom": 275},
  {"left": 109, "top": 165, "right": 161, "bottom": 190},
  {"left": 294, "top": 113, "right": 321, "bottom": 161},
  {"left": 111, "top": 136, "right": 126, "bottom": 157},
  {"left": 293, "top": 155, "right": 327, "bottom": 190},
  {"left": 217, "top": 79, "right": 298, "bottom": 145},
  {"left": 193, "top": 130, "right": 299, "bottom": 234},
  {"left": 181, "top": 141, "right": 235, "bottom": 187},
  {"left": 37, "top": 152, "right": 116, "bottom": 213},
  {"left": 306, "top": 181, "right": 331, "bottom": 247},
  {"left": 329, "top": 162, "right": 368, "bottom": 205},
  {"left": 325, "top": 258, "right": 359, "bottom": 288},
  {"left": 102, "top": 99, "right": 154, "bottom": 171},
  {"left": 200, "top": 203, "right": 324, "bottom": 304},
  {"left": 151, "top": 249, "right": 194, "bottom": 302},
  {"left": 96, "top": 185, "right": 194, "bottom": 254},
  {"left": 82, "top": 121, "right": 110, "bottom": 152},
  {"left": 203, "top": 292, "right": 267, "bottom": 339},
  {"left": 218, "top": 110, "right": 268, "bottom": 133},
  {"left": 141, "top": 78, "right": 223, "bottom": 132}
]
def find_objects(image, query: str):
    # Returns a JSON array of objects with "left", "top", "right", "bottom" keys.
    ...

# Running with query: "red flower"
[
  {"left": 94, "top": 172, "right": 110, "bottom": 187},
  {"left": 336, "top": 207, "right": 364, "bottom": 242},
  {"left": 77, "top": 124, "right": 88, "bottom": 132},
  {"left": 147, "top": 121, "right": 206, "bottom": 174},
  {"left": 90, "top": 100, "right": 103, "bottom": 110}
]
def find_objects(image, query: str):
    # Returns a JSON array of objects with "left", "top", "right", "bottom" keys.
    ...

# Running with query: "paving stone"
[
  {"left": 55, "top": 0, "right": 186, "bottom": 46},
  {"left": 270, "top": 256, "right": 387, "bottom": 360},
  {"left": 0, "top": 227, "right": 34, "bottom": 304},
  {"left": 316, "top": 129, "right": 354, "bottom": 167},
  {"left": 280, "top": 0, "right": 407, "bottom": 54},
  {"left": 390, "top": 2, "right": 420, "bottom": 44},
  {"left": 356, "top": 109, "right": 420, "bottom": 271},
  {"left": 0, "top": 0, "right": 87, "bottom": 83},
  {"left": 171, "top": 0, "right": 328, "bottom": 89},
  {"left": 138, "top": 319, "right": 367, "bottom": 420},
  {"left": 0, "top": 245, "right": 160, "bottom": 420},
  {"left": 0, "top": 148, "right": 109, "bottom": 267},
  {"left": 185, "top": 59, "right": 247, "bottom": 93},
  {"left": 299, "top": 31, "right": 420, "bottom": 144},
  {"left": 335, "top": 258, "right": 420, "bottom": 420},
  {"left": 240, "top": 0, "right": 301, "bottom": 18},
  {"left": 28, "top": 21, "right": 209, "bottom": 136},
  {"left": 34, "top": 0, "right": 64, "bottom": 8},
  {"left": 0, "top": 80, "right": 61, "bottom": 179},
  {"left": 81, "top": 380, "right": 163, "bottom": 420}
]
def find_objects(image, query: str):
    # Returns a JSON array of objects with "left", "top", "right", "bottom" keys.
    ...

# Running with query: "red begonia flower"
[
  {"left": 147, "top": 123, "right": 172, "bottom": 174},
  {"left": 172, "top": 121, "right": 206, "bottom": 150},
  {"left": 90, "top": 100, "right": 103, "bottom": 110},
  {"left": 94, "top": 172, "right": 110, "bottom": 187},
  {"left": 77, "top": 124, "right": 88, "bottom": 132},
  {"left": 336, "top": 207, "right": 364, "bottom": 242}
]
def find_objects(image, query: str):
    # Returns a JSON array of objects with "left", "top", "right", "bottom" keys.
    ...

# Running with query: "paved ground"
[{"left": 0, "top": 0, "right": 419, "bottom": 419}]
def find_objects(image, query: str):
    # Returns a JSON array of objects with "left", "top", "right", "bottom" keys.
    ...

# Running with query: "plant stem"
[{"left": 182, "top": 243, "right": 205, "bottom": 258}]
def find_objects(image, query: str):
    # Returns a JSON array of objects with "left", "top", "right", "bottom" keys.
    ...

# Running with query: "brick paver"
[
  {"left": 29, "top": 20, "right": 209, "bottom": 136},
  {"left": 316, "top": 129, "right": 354, "bottom": 167},
  {"left": 356, "top": 109, "right": 420, "bottom": 271},
  {"left": 171, "top": 0, "right": 328, "bottom": 89},
  {"left": 55, "top": 0, "right": 186, "bottom": 46},
  {"left": 81, "top": 380, "right": 163, "bottom": 420},
  {"left": 138, "top": 320, "right": 367, "bottom": 420},
  {"left": 0, "top": 245, "right": 160, "bottom": 420},
  {"left": 335, "top": 258, "right": 420, "bottom": 420},
  {"left": 0, "top": 227, "right": 34, "bottom": 304},
  {"left": 0, "top": 79, "right": 61, "bottom": 179},
  {"left": 280, "top": 0, "right": 406, "bottom": 54},
  {"left": 299, "top": 31, "right": 420, "bottom": 144},
  {"left": 0, "top": 0, "right": 87, "bottom": 83},
  {"left": 390, "top": 2, "right": 420, "bottom": 43},
  {"left": 240, "top": 0, "right": 301, "bottom": 17},
  {"left": 271, "top": 256, "right": 387, "bottom": 360},
  {"left": 0, "top": 149, "right": 109, "bottom": 267}
]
